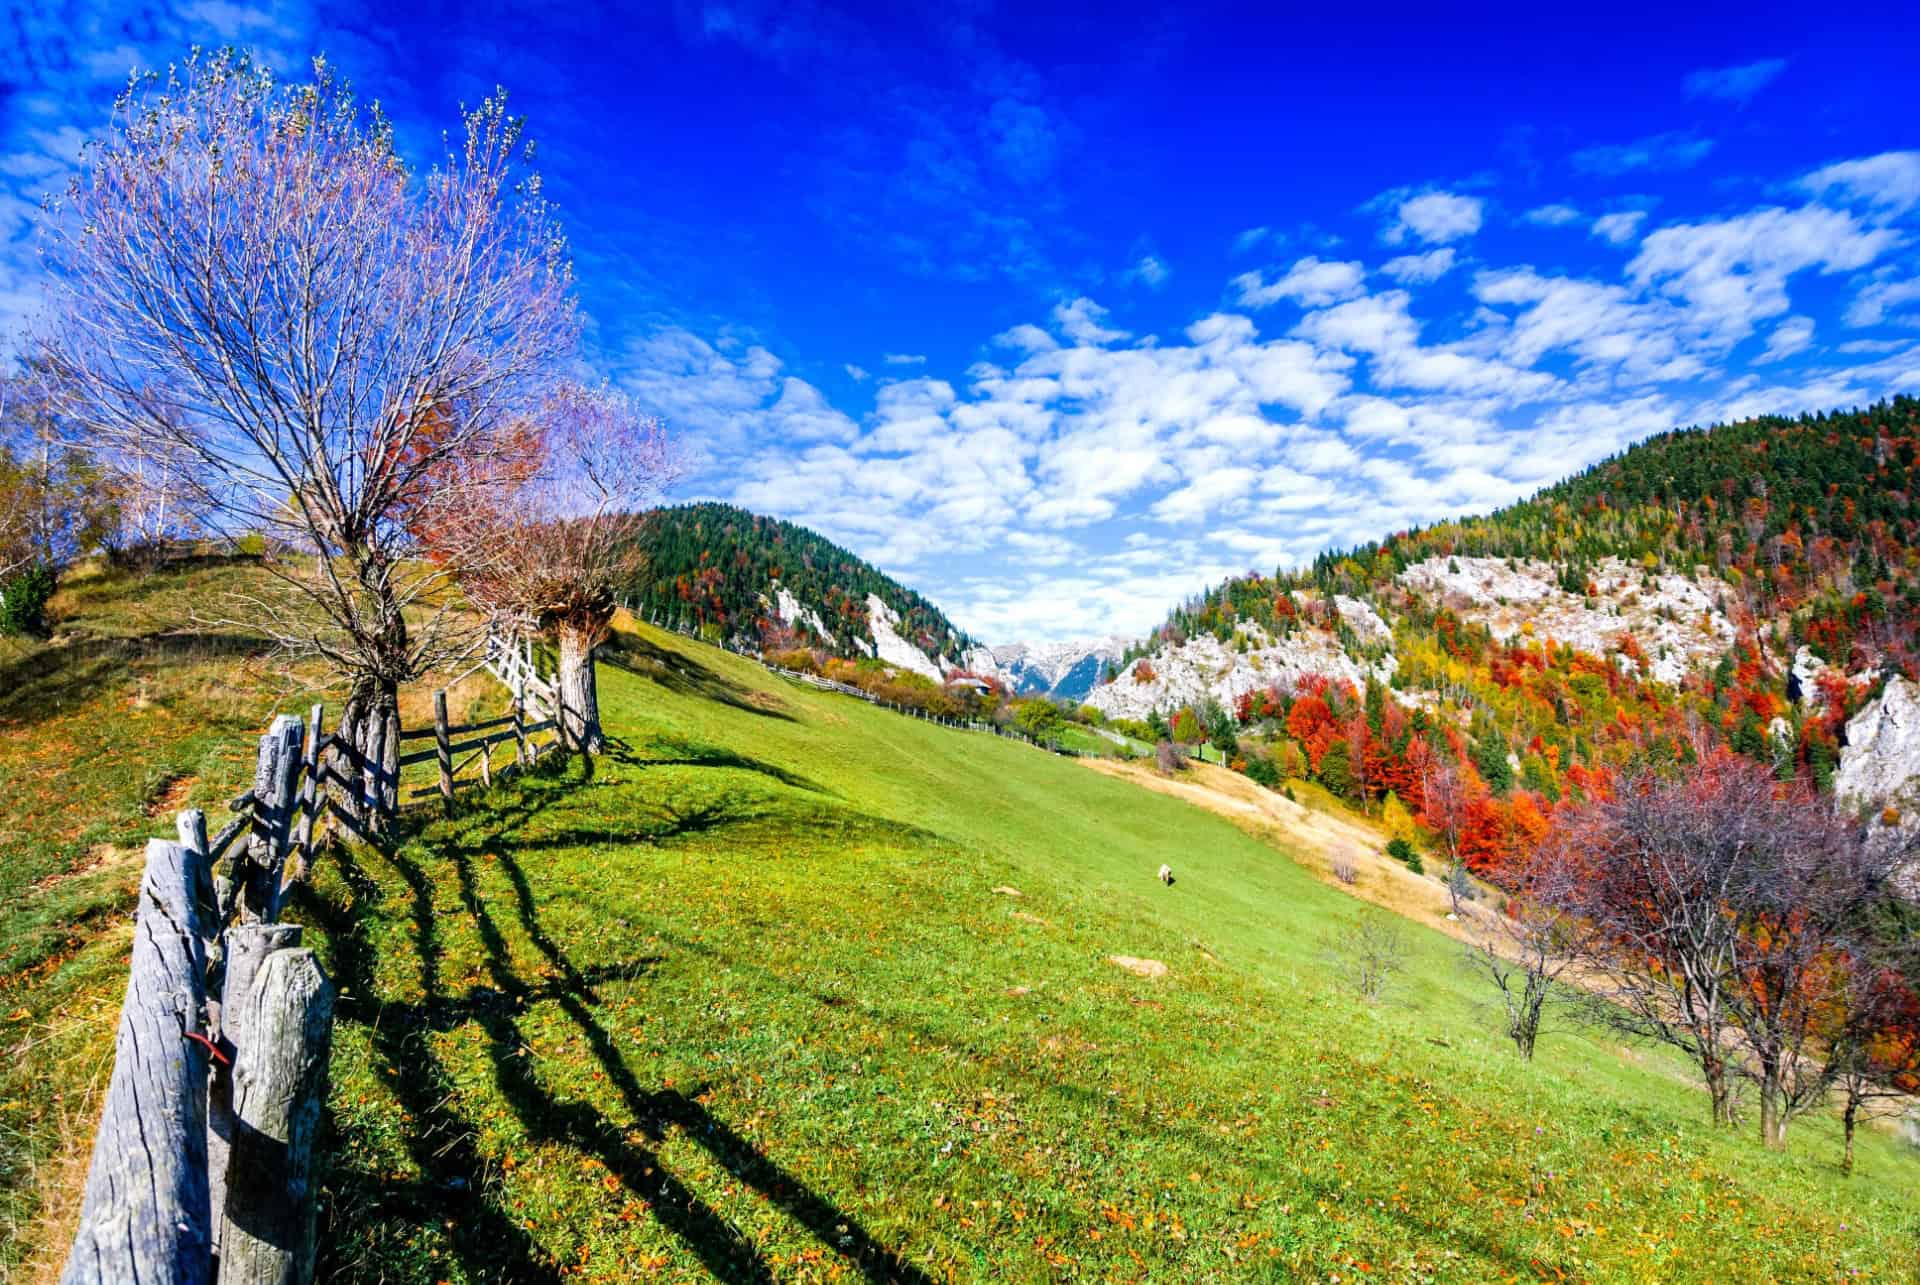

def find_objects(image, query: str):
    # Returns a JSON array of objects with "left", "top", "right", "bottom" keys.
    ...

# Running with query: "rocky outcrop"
[
  {"left": 1084, "top": 621, "right": 1388, "bottom": 722},
  {"left": 864, "top": 593, "right": 945, "bottom": 681},
  {"left": 1836, "top": 677, "right": 1920, "bottom": 899},
  {"left": 1395, "top": 556, "right": 1736, "bottom": 686}
]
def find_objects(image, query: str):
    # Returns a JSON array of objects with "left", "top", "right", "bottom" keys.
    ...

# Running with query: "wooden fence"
[{"left": 61, "top": 634, "right": 567, "bottom": 1284}]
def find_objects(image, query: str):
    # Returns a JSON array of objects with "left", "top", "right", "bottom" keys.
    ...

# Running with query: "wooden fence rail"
[{"left": 62, "top": 632, "right": 568, "bottom": 1284}]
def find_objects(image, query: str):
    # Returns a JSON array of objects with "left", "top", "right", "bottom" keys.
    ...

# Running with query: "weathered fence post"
[
  {"left": 217, "top": 948, "right": 334, "bottom": 1285},
  {"left": 61, "top": 839, "right": 213, "bottom": 1285},
  {"left": 208, "top": 923, "right": 302, "bottom": 1264},
  {"left": 177, "top": 809, "right": 222, "bottom": 966},
  {"left": 511, "top": 690, "right": 529, "bottom": 767},
  {"left": 291, "top": 704, "right": 323, "bottom": 881},
  {"left": 240, "top": 715, "right": 304, "bottom": 924},
  {"left": 434, "top": 689, "right": 455, "bottom": 811}
]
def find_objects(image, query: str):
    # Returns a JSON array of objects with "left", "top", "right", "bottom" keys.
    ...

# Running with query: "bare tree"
[
  {"left": 422, "top": 382, "right": 676, "bottom": 755},
  {"left": 1549, "top": 751, "right": 1901, "bottom": 1146},
  {"left": 1462, "top": 856, "right": 1592, "bottom": 1060},
  {"left": 31, "top": 50, "right": 577, "bottom": 826},
  {"left": 1549, "top": 755, "right": 1765, "bottom": 1129},
  {"left": 1324, "top": 909, "right": 1407, "bottom": 1002}
]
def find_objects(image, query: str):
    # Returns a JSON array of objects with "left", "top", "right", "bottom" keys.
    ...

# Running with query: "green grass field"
[{"left": 4, "top": 563, "right": 1919, "bottom": 1281}]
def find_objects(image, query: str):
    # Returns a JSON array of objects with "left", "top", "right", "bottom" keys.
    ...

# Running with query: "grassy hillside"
[{"left": 5, "top": 563, "right": 1919, "bottom": 1280}]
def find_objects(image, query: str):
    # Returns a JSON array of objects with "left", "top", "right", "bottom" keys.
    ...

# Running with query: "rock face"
[
  {"left": 1836, "top": 677, "right": 1920, "bottom": 817},
  {"left": 1835, "top": 677, "right": 1920, "bottom": 898},
  {"left": 864, "top": 593, "right": 945, "bottom": 681},
  {"left": 1395, "top": 556, "right": 1736, "bottom": 686},
  {"left": 1085, "top": 620, "right": 1388, "bottom": 722}
]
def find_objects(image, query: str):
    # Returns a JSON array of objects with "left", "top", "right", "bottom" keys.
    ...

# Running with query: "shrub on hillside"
[
  {"left": 0, "top": 563, "right": 56, "bottom": 637},
  {"left": 1242, "top": 752, "right": 1281, "bottom": 789},
  {"left": 1386, "top": 836, "right": 1423, "bottom": 874},
  {"left": 1154, "top": 740, "right": 1187, "bottom": 774}
]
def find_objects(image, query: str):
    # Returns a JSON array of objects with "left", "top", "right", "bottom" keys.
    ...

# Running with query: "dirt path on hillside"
[{"left": 1079, "top": 758, "right": 1489, "bottom": 947}]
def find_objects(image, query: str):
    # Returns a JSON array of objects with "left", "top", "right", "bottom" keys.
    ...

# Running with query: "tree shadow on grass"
[
  {"left": 599, "top": 634, "right": 795, "bottom": 723},
  {"left": 303, "top": 801, "right": 933, "bottom": 1283},
  {"left": 608, "top": 733, "right": 833, "bottom": 796}
]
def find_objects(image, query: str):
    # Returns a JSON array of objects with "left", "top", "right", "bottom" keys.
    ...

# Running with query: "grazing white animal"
[{"left": 1158, "top": 864, "right": 1174, "bottom": 886}]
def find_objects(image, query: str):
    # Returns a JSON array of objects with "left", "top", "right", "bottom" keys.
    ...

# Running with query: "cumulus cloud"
[
  {"left": 1592, "top": 210, "right": 1648, "bottom": 245},
  {"left": 1129, "top": 254, "right": 1170, "bottom": 287},
  {"left": 1381, "top": 248, "right": 1457, "bottom": 284},
  {"left": 1232, "top": 256, "right": 1367, "bottom": 308},
  {"left": 1845, "top": 277, "right": 1920, "bottom": 328},
  {"left": 1683, "top": 58, "right": 1787, "bottom": 105},
  {"left": 1800, "top": 151, "right": 1920, "bottom": 220},
  {"left": 1383, "top": 191, "right": 1484, "bottom": 245},
  {"left": 883, "top": 352, "right": 927, "bottom": 365},
  {"left": 1756, "top": 315, "right": 1814, "bottom": 363},
  {"left": 1573, "top": 132, "right": 1715, "bottom": 176},
  {"left": 1628, "top": 204, "right": 1900, "bottom": 343},
  {"left": 1052, "top": 296, "right": 1129, "bottom": 346}
]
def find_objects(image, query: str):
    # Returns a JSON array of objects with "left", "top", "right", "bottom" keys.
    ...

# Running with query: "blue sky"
[{"left": 4, "top": 2, "right": 1919, "bottom": 642}]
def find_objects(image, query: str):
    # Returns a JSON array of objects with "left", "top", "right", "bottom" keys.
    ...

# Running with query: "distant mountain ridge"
[{"left": 990, "top": 637, "right": 1132, "bottom": 703}]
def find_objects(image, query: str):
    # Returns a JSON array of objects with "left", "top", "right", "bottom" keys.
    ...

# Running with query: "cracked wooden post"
[
  {"left": 61, "top": 839, "right": 213, "bottom": 1285},
  {"left": 434, "top": 689, "right": 455, "bottom": 812},
  {"left": 240, "top": 715, "right": 304, "bottom": 924},
  {"left": 208, "top": 923, "right": 302, "bottom": 1267},
  {"left": 217, "top": 947, "right": 334, "bottom": 1285}
]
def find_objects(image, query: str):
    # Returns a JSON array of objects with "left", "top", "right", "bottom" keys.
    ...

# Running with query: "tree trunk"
[
  {"left": 1704, "top": 1056, "right": 1734, "bottom": 1128},
  {"left": 1841, "top": 1097, "right": 1858, "bottom": 1176},
  {"left": 555, "top": 620, "right": 605, "bottom": 755}
]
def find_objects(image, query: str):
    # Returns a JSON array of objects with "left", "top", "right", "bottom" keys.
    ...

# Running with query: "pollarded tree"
[
  {"left": 424, "top": 383, "right": 675, "bottom": 755},
  {"left": 32, "top": 51, "right": 577, "bottom": 823}
]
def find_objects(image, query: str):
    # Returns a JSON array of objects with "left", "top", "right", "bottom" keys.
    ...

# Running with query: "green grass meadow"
[{"left": 3, "top": 565, "right": 1918, "bottom": 1281}]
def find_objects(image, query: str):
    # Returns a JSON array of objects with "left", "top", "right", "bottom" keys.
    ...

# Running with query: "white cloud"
[
  {"left": 1522, "top": 204, "right": 1581, "bottom": 227},
  {"left": 1683, "top": 58, "right": 1787, "bottom": 105},
  {"left": 1129, "top": 254, "right": 1170, "bottom": 287},
  {"left": 1384, "top": 191, "right": 1484, "bottom": 245},
  {"left": 994, "top": 322, "right": 1059, "bottom": 354},
  {"left": 1800, "top": 151, "right": 1920, "bottom": 220},
  {"left": 1755, "top": 315, "right": 1813, "bottom": 363},
  {"left": 1845, "top": 277, "right": 1920, "bottom": 328},
  {"left": 1629, "top": 204, "right": 1900, "bottom": 344},
  {"left": 1052, "top": 296, "right": 1129, "bottom": 346},
  {"left": 1381, "top": 247, "right": 1457, "bottom": 284},
  {"left": 1592, "top": 210, "right": 1648, "bottom": 245},
  {"left": 883, "top": 352, "right": 927, "bottom": 365},
  {"left": 1232, "top": 226, "right": 1270, "bottom": 253},
  {"left": 844, "top": 363, "right": 869, "bottom": 381},
  {"left": 1232, "top": 255, "right": 1367, "bottom": 308},
  {"left": 1573, "top": 132, "right": 1715, "bottom": 176}
]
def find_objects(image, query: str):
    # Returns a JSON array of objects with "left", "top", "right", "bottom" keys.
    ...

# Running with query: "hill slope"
[
  {"left": 628, "top": 502, "right": 983, "bottom": 678},
  {"left": 1092, "top": 399, "right": 1920, "bottom": 847},
  {"left": 7, "top": 564, "right": 1920, "bottom": 1281}
]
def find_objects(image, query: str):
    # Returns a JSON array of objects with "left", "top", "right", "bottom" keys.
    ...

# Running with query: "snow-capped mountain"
[{"left": 987, "top": 637, "right": 1133, "bottom": 703}]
